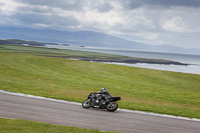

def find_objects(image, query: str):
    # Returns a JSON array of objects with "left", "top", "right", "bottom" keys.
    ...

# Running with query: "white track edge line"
[{"left": 0, "top": 90, "right": 200, "bottom": 122}]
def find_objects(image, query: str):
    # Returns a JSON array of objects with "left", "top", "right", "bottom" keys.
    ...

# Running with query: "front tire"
[
  {"left": 106, "top": 102, "right": 118, "bottom": 112},
  {"left": 82, "top": 99, "right": 91, "bottom": 108}
]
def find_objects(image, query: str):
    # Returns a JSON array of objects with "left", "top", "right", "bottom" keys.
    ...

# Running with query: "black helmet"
[{"left": 101, "top": 88, "right": 106, "bottom": 91}]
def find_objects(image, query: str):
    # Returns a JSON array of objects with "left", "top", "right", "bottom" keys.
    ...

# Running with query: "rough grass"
[
  {"left": 0, "top": 44, "right": 124, "bottom": 58},
  {"left": 0, "top": 45, "right": 200, "bottom": 119},
  {"left": 0, "top": 44, "right": 172, "bottom": 62},
  {"left": 0, "top": 118, "right": 117, "bottom": 133}
]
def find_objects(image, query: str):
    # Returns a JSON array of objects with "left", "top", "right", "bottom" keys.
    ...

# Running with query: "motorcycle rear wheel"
[
  {"left": 106, "top": 101, "right": 118, "bottom": 112},
  {"left": 82, "top": 99, "right": 91, "bottom": 108}
]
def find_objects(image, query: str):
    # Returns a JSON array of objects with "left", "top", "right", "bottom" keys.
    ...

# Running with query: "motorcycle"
[{"left": 82, "top": 92, "right": 121, "bottom": 112}]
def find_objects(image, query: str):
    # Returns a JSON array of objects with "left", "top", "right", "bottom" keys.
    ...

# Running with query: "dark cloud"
[
  {"left": 15, "top": 0, "right": 113, "bottom": 12},
  {"left": 123, "top": 0, "right": 200, "bottom": 9},
  {"left": 16, "top": 5, "right": 52, "bottom": 14},
  {"left": 12, "top": 12, "right": 80, "bottom": 28},
  {"left": 15, "top": 0, "right": 85, "bottom": 11},
  {"left": 93, "top": 2, "right": 113, "bottom": 13}
]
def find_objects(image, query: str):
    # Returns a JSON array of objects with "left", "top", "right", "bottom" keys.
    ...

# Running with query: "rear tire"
[
  {"left": 82, "top": 99, "right": 91, "bottom": 108},
  {"left": 106, "top": 102, "right": 118, "bottom": 112}
]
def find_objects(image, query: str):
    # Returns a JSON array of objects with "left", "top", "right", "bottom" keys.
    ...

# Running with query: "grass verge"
[{"left": 0, "top": 118, "right": 117, "bottom": 133}]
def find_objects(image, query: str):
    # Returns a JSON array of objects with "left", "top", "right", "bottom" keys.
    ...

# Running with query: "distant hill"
[
  {"left": 0, "top": 26, "right": 200, "bottom": 55},
  {"left": 0, "top": 39, "right": 59, "bottom": 46}
]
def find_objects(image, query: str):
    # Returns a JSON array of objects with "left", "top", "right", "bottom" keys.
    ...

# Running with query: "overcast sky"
[{"left": 0, "top": 0, "right": 200, "bottom": 49}]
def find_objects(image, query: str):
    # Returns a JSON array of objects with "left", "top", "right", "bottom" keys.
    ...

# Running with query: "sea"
[{"left": 44, "top": 45, "right": 200, "bottom": 75}]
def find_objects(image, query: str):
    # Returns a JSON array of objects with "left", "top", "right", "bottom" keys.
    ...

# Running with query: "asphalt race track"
[{"left": 0, "top": 91, "right": 200, "bottom": 133}]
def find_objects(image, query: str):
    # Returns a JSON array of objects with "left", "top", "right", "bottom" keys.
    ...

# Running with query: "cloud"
[
  {"left": 0, "top": 0, "right": 18, "bottom": 16},
  {"left": 15, "top": 0, "right": 85, "bottom": 11},
  {"left": 162, "top": 16, "right": 191, "bottom": 32},
  {"left": 123, "top": 0, "right": 200, "bottom": 9},
  {"left": 0, "top": 0, "right": 200, "bottom": 49}
]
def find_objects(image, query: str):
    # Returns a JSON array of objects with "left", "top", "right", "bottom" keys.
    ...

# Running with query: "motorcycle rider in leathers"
[{"left": 91, "top": 88, "right": 111, "bottom": 107}]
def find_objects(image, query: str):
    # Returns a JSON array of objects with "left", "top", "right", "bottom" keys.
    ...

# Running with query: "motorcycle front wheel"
[
  {"left": 82, "top": 99, "right": 91, "bottom": 108},
  {"left": 106, "top": 101, "right": 118, "bottom": 112}
]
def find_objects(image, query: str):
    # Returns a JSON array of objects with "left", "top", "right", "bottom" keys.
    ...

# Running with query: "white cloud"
[
  {"left": 134, "top": 32, "right": 160, "bottom": 40},
  {"left": 74, "top": 9, "right": 125, "bottom": 30},
  {"left": 0, "top": 0, "right": 19, "bottom": 16},
  {"left": 162, "top": 16, "right": 191, "bottom": 32},
  {"left": 0, "top": 0, "right": 22, "bottom": 26}
]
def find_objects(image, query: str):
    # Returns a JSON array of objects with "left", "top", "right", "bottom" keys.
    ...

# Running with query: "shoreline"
[
  {"left": 79, "top": 58, "right": 189, "bottom": 66},
  {"left": 46, "top": 56, "right": 189, "bottom": 66}
]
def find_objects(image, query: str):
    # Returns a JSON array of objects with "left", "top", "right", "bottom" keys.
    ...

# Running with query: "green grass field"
[
  {"left": 0, "top": 118, "right": 117, "bottom": 133},
  {"left": 0, "top": 44, "right": 200, "bottom": 119}
]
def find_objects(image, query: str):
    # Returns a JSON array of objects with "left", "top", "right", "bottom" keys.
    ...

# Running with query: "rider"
[
  {"left": 91, "top": 88, "right": 111, "bottom": 107},
  {"left": 98, "top": 88, "right": 111, "bottom": 98}
]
